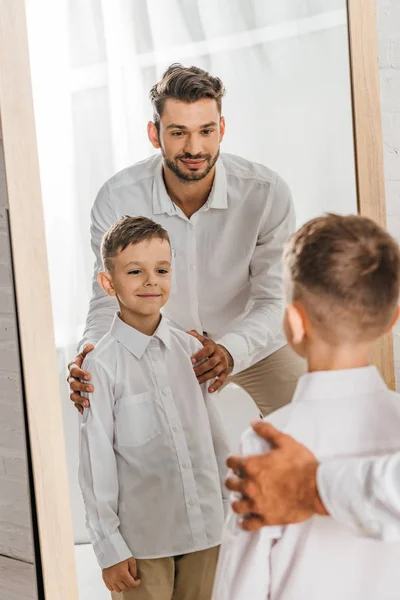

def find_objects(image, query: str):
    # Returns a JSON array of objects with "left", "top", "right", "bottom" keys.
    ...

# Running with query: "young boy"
[
  {"left": 213, "top": 214, "right": 400, "bottom": 600},
  {"left": 78, "top": 216, "right": 230, "bottom": 600}
]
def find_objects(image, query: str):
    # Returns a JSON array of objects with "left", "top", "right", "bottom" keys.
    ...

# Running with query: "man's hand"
[
  {"left": 67, "top": 344, "right": 95, "bottom": 414},
  {"left": 187, "top": 330, "right": 234, "bottom": 393},
  {"left": 102, "top": 557, "right": 141, "bottom": 593},
  {"left": 225, "top": 420, "right": 328, "bottom": 530}
]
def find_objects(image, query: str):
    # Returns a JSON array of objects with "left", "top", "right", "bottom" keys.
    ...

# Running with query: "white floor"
[{"left": 73, "top": 384, "right": 259, "bottom": 599}]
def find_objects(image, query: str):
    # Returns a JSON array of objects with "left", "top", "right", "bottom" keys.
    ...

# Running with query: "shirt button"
[
  {"left": 173, "top": 425, "right": 179, "bottom": 432},
  {"left": 182, "top": 462, "right": 189, "bottom": 469},
  {"left": 153, "top": 355, "right": 158, "bottom": 361},
  {"left": 189, "top": 264, "right": 195, "bottom": 270},
  {"left": 189, "top": 499, "right": 195, "bottom": 506},
  {"left": 162, "top": 388, "right": 169, "bottom": 395}
]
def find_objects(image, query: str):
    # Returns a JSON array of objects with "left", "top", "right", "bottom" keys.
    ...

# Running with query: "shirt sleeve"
[
  {"left": 216, "top": 176, "right": 295, "bottom": 374},
  {"left": 317, "top": 452, "right": 400, "bottom": 541},
  {"left": 212, "top": 428, "right": 283, "bottom": 600},
  {"left": 78, "top": 357, "right": 132, "bottom": 569},
  {"left": 200, "top": 381, "right": 231, "bottom": 510},
  {"left": 78, "top": 182, "right": 119, "bottom": 352}
]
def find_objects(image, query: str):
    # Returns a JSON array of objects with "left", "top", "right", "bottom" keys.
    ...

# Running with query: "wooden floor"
[{"left": 0, "top": 555, "right": 37, "bottom": 600}]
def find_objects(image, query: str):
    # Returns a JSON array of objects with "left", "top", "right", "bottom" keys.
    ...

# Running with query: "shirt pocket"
[{"left": 115, "top": 391, "right": 161, "bottom": 447}]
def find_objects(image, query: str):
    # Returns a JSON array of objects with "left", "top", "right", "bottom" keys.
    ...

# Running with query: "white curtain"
[{"left": 26, "top": 0, "right": 354, "bottom": 542}]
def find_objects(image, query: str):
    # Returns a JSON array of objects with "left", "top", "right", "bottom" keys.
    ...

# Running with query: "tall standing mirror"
[{"left": 0, "top": 0, "right": 390, "bottom": 598}]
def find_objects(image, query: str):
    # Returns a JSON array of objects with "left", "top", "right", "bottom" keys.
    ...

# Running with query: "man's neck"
[
  {"left": 306, "top": 340, "right": 372, "bottom": 373},
  {"left": 162, "top": 163, "right": 216, "bottom": 219},
  {"left": 119, "top": 308, "right": 161, "bottom": 336}
]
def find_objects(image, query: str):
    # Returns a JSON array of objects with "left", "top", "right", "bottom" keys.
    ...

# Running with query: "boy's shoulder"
[
  {"left": 168, "top": 324, "right": 203, "bottom": 355},
  {"left": 82, "top": 331, "right": 117, "bottom": 375},
  {"left": 240, "top": 404, "right": 295, "bottom": 456}
]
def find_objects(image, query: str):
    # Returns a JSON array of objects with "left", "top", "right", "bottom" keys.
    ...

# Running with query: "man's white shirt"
[
  {"left": 79, "top": 314, "right": 230, "bottom": 569},
  {"left": 80, "top": 153, "right": 294, "bottom": 373},
  {"left": 213, "top": 367, "right": 400, "bottom": 600}
]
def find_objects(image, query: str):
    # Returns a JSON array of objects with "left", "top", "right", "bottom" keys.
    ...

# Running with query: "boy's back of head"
[{"left": 284, "top": 213, "right": 400, "bottom": 345}]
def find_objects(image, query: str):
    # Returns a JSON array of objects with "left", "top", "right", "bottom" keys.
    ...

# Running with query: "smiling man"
[{"left": 68, "top": 63, "right": 305, "bottom": 416}]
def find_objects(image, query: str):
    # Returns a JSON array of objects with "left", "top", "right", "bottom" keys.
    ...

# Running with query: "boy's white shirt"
[
  {"left": 78, "top": 313, "right": 231, "bottom": 569},
  {"left": 213, "top": 366, "right": 400, "bottom": 600}
]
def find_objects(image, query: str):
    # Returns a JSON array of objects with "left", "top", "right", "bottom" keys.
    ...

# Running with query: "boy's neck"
[
  {"left": 306, "top": 340, "right": 372, "bottom": 373},
  {"left": 119, "top": 307, "right": 162, "bottom": 337}
]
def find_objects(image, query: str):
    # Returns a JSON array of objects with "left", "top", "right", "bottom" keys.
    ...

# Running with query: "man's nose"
[{"left": 184, "top": 134, "right": 202, "bottom": 156}]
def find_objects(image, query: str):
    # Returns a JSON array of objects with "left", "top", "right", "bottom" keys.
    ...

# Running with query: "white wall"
[{"left": 376, "top": 0, "right": 400, "bottom": 389}]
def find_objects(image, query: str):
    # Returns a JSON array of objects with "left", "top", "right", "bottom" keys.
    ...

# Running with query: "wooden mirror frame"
[{"left": 0, "top": 0, "right": 391, "bottom": 597}]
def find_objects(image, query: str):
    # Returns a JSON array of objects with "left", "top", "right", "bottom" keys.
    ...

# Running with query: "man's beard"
[{"left": 162, "top": 149, "right": 220, "bottom": 182}]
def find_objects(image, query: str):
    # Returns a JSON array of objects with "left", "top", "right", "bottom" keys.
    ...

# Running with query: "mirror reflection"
[{"left": 25, "top": 0, "right": 356, "bottom": 597}]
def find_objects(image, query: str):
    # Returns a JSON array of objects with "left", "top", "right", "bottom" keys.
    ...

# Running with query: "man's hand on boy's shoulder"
[
  {"left": 102, "top": 557, "right": 141, "bottom": 593},
  {"left": 187, "top": 330, "right": 234, "bottom": 393},
  {"left": 67, "top": 344, "right": 95, "bottom": 414}
]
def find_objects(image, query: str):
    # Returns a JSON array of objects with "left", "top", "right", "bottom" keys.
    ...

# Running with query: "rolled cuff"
[
  {"left": 93, "top": 530, "right": 133, "bottom": 569},
  {"left": 216, "top": 333, "right": 250, "bottom": 375},
  {"left": 316, "top": 459, "right": 395, "bottom": 540}
]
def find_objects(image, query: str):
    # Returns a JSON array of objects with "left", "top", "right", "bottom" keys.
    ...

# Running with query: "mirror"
[{"left": 0, "top": 0, "right": 390, "bottom": 597}]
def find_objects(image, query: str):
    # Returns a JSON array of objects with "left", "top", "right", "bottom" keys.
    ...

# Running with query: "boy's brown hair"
[
  {"left": 149, "top": 63, "right": 226, "bottom": 131},
  {"left": 101, "top": 216, "right": 170, "bottom": 272},
  {"left": 284, "top": 214, "right": 400, "bottom": 343}
]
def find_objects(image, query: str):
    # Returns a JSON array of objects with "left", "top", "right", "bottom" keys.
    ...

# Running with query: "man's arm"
[
  {"left": 227, "top": 421, "right": 400, "bottom": 542},
  {"left": 78, "top": 182, "right": 119, "bottom": 352},
  {"left": 217, "top": 176, "right": 295, "bottom": 374},
  {"left": 78, "top": 358, "right": 133, "bottom": 569}
]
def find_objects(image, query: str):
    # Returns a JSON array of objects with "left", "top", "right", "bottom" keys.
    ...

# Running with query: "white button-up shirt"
[
  {"left": 213, "top": 367, "right": 400, "bottom": 600},
  {"left": 80, "top": 153, "right": 294, "bottom": 374},
  {"left": 78, "top": 314, "right": 230, "bottom": 569}
]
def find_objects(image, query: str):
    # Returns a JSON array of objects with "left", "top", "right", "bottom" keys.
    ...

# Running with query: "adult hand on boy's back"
[
  {"left": 102, "top": 557, "right": 141, "bottom": 593},
  {"left": 188, "top": 330, "right": 234, "bottom": 393},
  {"left": 226, "top": 421, "right": 328, "bottom": 528}
]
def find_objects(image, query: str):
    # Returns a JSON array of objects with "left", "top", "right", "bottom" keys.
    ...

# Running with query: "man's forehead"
[{"left": 161, "top": 97, "right": 220, "bottom": 123}]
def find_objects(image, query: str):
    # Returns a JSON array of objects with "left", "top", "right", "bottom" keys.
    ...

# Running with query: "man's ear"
[
  {"left": 219, "top": 116, "right": 226, "bottom": 143},
  {"left": 98, "top": 271, "right": 116, "bottom": 297},
  {"left": 286, "top": 303, "right": 306, "bottom": 346},
  {"left": 147, "top": 121, "right": 160, "bottom": 149}
]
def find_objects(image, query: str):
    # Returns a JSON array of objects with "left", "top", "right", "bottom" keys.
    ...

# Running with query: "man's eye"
[
  {"left": 128, "top": 270, "right": 141, "bottom": 275},
  {"left": 172, "top": 131, "right": 184, "bottom": 137},
  {"left": 202, "top": 129, "right": 213, "bottom": 135}
]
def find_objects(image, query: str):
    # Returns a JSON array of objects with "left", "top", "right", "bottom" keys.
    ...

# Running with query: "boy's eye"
[
  {"left": 128, "top": 269, "right": 141, "bottom": 275},
  {"left": 157, "top": 269, "right": 169, "bottom": 275}
]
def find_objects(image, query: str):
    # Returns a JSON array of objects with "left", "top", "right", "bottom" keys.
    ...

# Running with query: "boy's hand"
[
  {"left": 102, "top": 557, "right": 141, "bottom": 593},
  {"left": 67, "top": 344, "right": 95, "bottom": 414},
  {"left": 187, "top": 331, "right": 234, "bottom": 393}
]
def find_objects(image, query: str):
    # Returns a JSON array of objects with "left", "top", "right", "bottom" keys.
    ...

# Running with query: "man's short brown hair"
[
  {"left": 149, "top": 63, "right": 226, "bottom": 130},
  {"left": 101, "top": 216, "right": 170, "bottom": 272},
  {"left": 284, "top": 214, "right": 400, "bottom": 343}
]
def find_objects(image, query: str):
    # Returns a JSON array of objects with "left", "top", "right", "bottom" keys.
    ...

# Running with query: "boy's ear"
[
  {"left": 287, "top": 303, "right": 306, "bottom": 345},
  {"left": 98, "top": 271, "right": 116, "bottom": 297},
  {"left": 386, "top": 305, "right": 400, "bottom": 333}
]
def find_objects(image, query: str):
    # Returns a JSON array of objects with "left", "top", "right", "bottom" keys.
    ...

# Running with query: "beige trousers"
[
  {"left": 110, "top": 546, "right": 219, "bottom": 600},
  {"left": 224, "top": 344, "right": 307, "bottom": 416}
]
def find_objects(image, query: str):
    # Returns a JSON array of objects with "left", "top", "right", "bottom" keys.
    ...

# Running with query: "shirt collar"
[
  {"left": 152, "top": 155, "right": 228, "bottom": 215},
  {"left": 291, "top": 366, "right": 387, "bottom": 404},
  {"left": 110, "top": 312, "right": 171, "bottom": 359}
]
